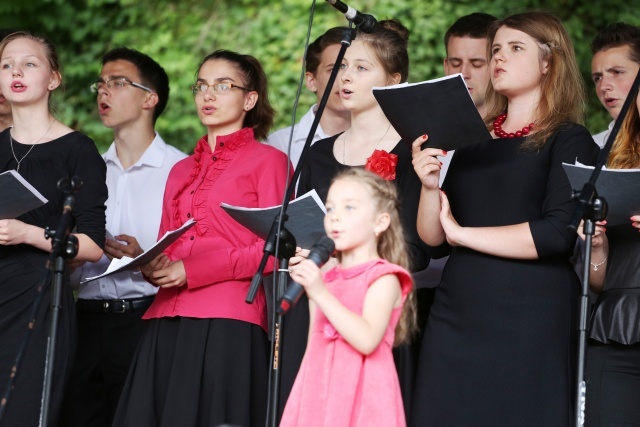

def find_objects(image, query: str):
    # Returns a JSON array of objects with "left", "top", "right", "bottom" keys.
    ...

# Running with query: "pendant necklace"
[
  {"left": 342, "top": 124, "right": 392, "bottom": 165},
  {"left": 10, "top": 118, "right": 56, "bottom": 172}
]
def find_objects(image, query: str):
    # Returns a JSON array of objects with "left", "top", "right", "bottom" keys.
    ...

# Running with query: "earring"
[{"left": 374, "top": 230, "right": 380, "bottom": 237}]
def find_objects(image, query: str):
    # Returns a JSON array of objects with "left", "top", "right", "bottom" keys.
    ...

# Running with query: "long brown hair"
[
  {"left": 356, "top": 19, "right": 410, "bottom": 83},
  {"left": 483, "top": 12, "right": 585, "bottom": 149},
  {"left": 196, "top": 50, "right": 274, "bottom": 140},
  {"left": 608, "top": 95, "right": 640, "bottom": 168},
  {"left": 331, "top": 168, "right": 416, "bottom": 345}
]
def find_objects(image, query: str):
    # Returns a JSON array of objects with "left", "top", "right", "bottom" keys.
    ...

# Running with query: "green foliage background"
[{"left": 1, "top": 0, "right": 637, "bottom": 153}]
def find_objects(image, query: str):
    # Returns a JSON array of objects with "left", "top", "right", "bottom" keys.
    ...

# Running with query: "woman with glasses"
[
  {"left": 112, "top": 50, "right": 290, "bottom": 427},
  {"left": 0, "top": 32, "right": 107, "bottom": 426}
]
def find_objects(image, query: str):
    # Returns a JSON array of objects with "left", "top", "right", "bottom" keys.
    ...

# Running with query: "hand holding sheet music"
[
  {"left": 373, "top": 73, "right": 491, "bottom": 151},
  {"left": 80, "top": 219, "right": 196, "bottom": 283}
]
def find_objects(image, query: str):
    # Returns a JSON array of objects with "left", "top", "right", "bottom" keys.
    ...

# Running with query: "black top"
[
  {"left": 410, "top": 123, "right": 599, "bottom": 427},
  {"left": 590, "top": 223, "right": 640, "bottom": 344},
  {"left": 298, "top": 133, "right": 430, "bottom": 272},
  {"left": 0, "top": 128, "right": 106, "bottom": 426},
  {"left": 0, "top": 128, "right": 107, "bottom": 254}
]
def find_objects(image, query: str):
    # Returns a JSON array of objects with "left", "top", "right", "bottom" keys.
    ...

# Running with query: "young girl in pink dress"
[{"left": 281, "top": 168, "right": 416, "bottom": 427}]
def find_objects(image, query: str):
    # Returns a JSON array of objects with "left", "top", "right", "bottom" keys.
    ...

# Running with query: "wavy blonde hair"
[
  {"left": 331, "top": 168, "right": 416, "bottom": 345},
  {"left": 483, "top": 11, "right": 585, "bottom": 149},
  {"left": 608, "top": 96, "right": 640, "bottom": 168}
]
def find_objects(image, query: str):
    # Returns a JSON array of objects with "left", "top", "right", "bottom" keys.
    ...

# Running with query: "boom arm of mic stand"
[
  {"left": 292, "top": 27, "right": 355, "bottom": 198},
  {"left": 245, "top": 27, "right": 356, "bottom": 305}
]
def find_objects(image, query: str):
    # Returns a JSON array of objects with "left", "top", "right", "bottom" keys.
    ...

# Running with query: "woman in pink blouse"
[{"left": 112, "top": 50, "right": 290, "bottom": 427}]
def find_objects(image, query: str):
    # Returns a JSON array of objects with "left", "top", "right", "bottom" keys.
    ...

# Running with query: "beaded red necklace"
[{"left": 493, "top": 113, "right": 535, "bottom": 138}]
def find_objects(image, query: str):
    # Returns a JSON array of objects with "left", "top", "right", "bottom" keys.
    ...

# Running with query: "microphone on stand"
[
  {"left": 325, "top": 0, "right": 377, "bottom": 33},
  {"left": 277, "top": 236, "right": 335, "bottom": 314}
]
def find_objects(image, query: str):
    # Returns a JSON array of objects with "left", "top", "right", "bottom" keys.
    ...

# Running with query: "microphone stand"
[
  {"left": 244, "top": 25, "right": 356, "bottom": 427},
  {"left": 568, "top": 68, "right": 640, "bottom": 427},
  {"left": 39, "top": 177, "right": 82, "bottom": 427},
  {"left": 265, "top": 230, "right": 296, "bottom": 427}
]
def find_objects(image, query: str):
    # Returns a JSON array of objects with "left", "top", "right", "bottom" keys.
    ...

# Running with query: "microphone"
[
  {"left": 325, "top": 0, "right": 377, "bottom": 33},
  {"left": 278, "top": 236, "right": 335, "bottom": 314}
]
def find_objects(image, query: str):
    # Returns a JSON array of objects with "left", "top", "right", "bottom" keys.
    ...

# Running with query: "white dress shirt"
[
  {"left": 74, "top": 133, "right": 187, "bottom": 300},
  {"left": 592, "top": 120, "right": 614, "bottom": 149},
  {"left": 265, "top": 104, "right": 330, "bottom": 168}
]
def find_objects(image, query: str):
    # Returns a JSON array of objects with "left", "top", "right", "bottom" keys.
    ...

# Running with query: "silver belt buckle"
[
  {"left": 114, "top": 299, "right": 127, "bottom": 313},
  {"left": 103, "top": 300, "right": 127, "bottom": 313}
]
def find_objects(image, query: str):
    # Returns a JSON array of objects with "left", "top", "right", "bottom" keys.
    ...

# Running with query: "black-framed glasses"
[
  {"left": 191, "top": 82, "right": 251, "bottom": 95},
  {"left": 90, "top": 77, "right": 153, "bottom": 93}
]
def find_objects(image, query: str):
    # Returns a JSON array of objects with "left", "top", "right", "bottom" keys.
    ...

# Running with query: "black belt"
[{"left": 76, "top": 296, "right": 155, "bottom": 314}]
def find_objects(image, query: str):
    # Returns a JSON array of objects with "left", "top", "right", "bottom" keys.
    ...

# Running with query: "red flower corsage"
[{"left": 365, "top": 149, "right": 398, "bottom": 180}]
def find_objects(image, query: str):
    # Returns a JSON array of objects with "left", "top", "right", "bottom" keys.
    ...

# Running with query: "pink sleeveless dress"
[{"left": 280, "top": 259, "right": 413, "bottom": 427}]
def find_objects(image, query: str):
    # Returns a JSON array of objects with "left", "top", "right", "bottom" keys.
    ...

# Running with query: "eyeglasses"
[
  {"left": 191, "top": 82, "right": 251, "bottom": 95},
  {"left": 90, "top": 77, "right": 153, "bottom": 93}
]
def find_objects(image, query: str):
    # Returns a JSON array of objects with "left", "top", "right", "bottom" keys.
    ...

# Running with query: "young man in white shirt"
[
  {"left": 60, "top": 48, "right": 187, "bottom": 427},
  {"left": 266, "top": 27, "right": 351, "bottom": 168},
  {"left": 591, "top": 23, "right": 640, "bottom": 148}
]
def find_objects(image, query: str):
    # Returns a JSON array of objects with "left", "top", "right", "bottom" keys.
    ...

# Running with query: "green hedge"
[{"left": 1, "top": 0, "right": 637, "bottom": 153}]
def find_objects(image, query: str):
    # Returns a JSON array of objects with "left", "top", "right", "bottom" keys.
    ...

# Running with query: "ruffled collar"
[
  {"left": 171, "top": 127, "right": 255, "bottom": 226},
  {"left": 194, "top": 127, "right": 255, "bottom": 157}
]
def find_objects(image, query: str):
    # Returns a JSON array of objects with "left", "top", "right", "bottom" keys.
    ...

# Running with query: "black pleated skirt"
[{"left": 112, "top": 317, "right": 269, "bottom": 427}]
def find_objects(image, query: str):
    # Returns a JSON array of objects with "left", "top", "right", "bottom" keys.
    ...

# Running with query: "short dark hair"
[
  {"left": 591, "top": 22, "right": 640, "bottom": 63},
  {"left": 197, "top": 50, "right": 275, "bottom": 141},
  {"left": 305, "top": 26, "right": 349, "bottom": 74},
  {"left": 444, "top": 13, "right": 498, "bottom": 54},
  {"left": 101, "top": 47, "right": 170, "bottom": 123}
]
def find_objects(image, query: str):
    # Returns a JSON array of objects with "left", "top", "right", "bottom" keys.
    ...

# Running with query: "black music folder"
[
  {"left": 221, "top": 190, "right": 326, "bottom": 249},
  {"left": 373, "top": 73, "right": 491, "bottom": 151},
  {"left": 563, "top": 162, "right": 640, "bottom": 226},
  {"left": 0, "top": 170, "right": 48, "bottom": 219}
]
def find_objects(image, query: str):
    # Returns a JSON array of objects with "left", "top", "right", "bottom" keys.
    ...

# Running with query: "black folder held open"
[
  {"left": 0, "top": 170, "right": 48, "bottom": 219},
  {"left": 373, "top": 73, "right": 491, "bottom": 151}
]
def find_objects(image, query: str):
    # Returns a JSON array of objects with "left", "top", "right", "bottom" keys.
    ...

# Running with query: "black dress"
[
  {"left": 280, "top": 134, "right": 431, "bottom": 419},
  {"left": 0, "top": 129, "right": 107, "bottom": 427},
  {"left": 409, "top": 123, "right": 599, "bottom": 427}
]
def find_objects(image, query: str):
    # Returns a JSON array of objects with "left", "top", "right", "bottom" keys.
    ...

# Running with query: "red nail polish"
[
  {"left": 422, "top": 134, "right": 427, "bottom": 139},
  {"left": 439, "top": 161, "right": 443, "bottom": 166},
  {"left": 442, "top": 150, "right": 448, "bottom": 155}
]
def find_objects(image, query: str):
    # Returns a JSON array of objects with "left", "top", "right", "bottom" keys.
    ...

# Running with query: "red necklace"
[{"left": 493, "top": 113, "right": 534, "bottom": 138}]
